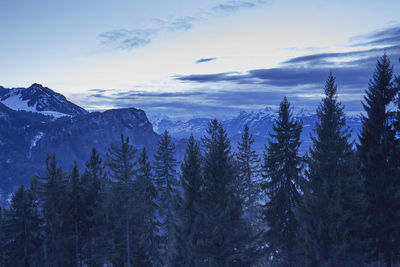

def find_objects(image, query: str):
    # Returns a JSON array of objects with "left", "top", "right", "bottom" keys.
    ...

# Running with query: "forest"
[{"left": 0, "top": 54, "right": 399, "bottom": 266}]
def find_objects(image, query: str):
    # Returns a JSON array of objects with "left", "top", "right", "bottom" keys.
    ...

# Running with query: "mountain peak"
[{"left": 0, "top": 84, "right": 88, "bottom": 118}]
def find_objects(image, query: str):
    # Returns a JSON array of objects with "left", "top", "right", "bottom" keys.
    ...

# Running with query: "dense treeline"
[{"left": 0, "top": 55, "right": 400, "bottom": 266}]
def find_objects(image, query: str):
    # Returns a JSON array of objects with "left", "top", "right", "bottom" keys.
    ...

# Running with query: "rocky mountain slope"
[{"left": 0, "top": 85, "right": 160, "bottom": 199}]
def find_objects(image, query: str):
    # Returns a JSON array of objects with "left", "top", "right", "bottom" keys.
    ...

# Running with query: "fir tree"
[
  {"left": 1, "top": 185, "right": 42, "bottom": 266},
  {"left": 133, "top": 148, "right": 157, "bottom": 266},
  {"left": 80, "top": 148, "right": 108, "bottom": 265},
  {"left": 171, "top": 135, "right": 203, "bottom": 265},
  {"left": 236, "top": 124, "right": 260, "bottom": 224},
  {"left": 33, "top": 154, "right": 70, "bottom": 267},
  {"left": 262, "top": 97, "right": 304, "bottom": 266},
  {"left": 107, "top": 135, "right": 137, "bottom": 267},
  {"left": 357, "top": 55, "right": 400, "bottom": 266},
  {"left": 153, "top": 130, "right": 178, "bottom": 266},
  {"left": 195, "top": 120, "right": 257, "bottom": 266},
  {"left": 298, "top": 74, "right": 367, "bottom": 266},
  {"left": 69, "top": 162, "right": 82, "bottom": 267}
]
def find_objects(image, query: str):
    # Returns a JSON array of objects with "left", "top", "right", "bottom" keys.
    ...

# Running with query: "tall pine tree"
[
  {"left": 1, "top": 185, "right": 42, "bottom": 266},
  {"left": 133, "top": 148, "right": 157, "bottom": 266},
  {"left": 33, "top": 154, "right": 70, "bottom": 267},
  {"left": 262, "top": 96, "right": 303, "bottom": 266},
  {"left": 153, "top": 130, "right": 178, "bottom": 266},
  {"left": 298, "top": 74, "right": 367, "bottom": 266},
  {"left": 170, "top": 135, "right": 203, "bottom": 266},
  {"left": 195, "top": 120, "right": 257, "bottom": 266},
  {"left": 236, "top": 124, "right": 260, "bottom": 224},
  {"left": 357, "top": 54, "right": 400, "bottom": 266},
  {"left": 80, "top": 148, "right": 108, "bottom": 266},
  {"left": 69, "top": 162, "right": 82, "bottom": 267},
  {"left": 107, "top": 135, "right": 137, "bottom": 266}
]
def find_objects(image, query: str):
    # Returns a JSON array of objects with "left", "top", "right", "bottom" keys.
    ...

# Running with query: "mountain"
[
  {"left": 0, "top": 83, "right": 364, "bottom": 202},
  {"left": 0, "top": 83, "right": 88, "bottom": 118},
  {"left": 150, "top": 107, "right": 363, "bottom": 154},
  {"left": 0, "top": 85, "right": 161, "bottom": 201}
]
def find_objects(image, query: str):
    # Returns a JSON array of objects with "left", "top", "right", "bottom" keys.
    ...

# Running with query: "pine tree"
[
  {"left": 153, "top": 130, "right": 178, "bottom": 266},
  {"left": 171, "top": 135, "right": 203, "bottom": 265},
  {"left": 195, "top": 120, "right": 257, "bottom": 266},
  {"left": 262, "top": 97, "right": 304, "bottom": 266},
  {"left": 357, "top": 54, "right": 400, "bottom": 266},
  {"left": 133, "top": 148, "right": 157, "bottom": 266},
  {"left": 236, "top": 124, "right": 260, "bottom": 224},
  {"left": 33, "top": 154, "right": 70, "bottom": 266},
  {"left": 1, "top": 185, "right": 42, "bottom": 266},
  {"left": 107, "top": 135, "right": 137, "bottom": 266},
  {"left": 69, "top": 162, "right": 82, "bottom": 267},
  {"left": 298, "top": 74, "right": 367, "bottom": 266},
  {"left": 80, "top": 148, "right": 108, "bottom": 265}
]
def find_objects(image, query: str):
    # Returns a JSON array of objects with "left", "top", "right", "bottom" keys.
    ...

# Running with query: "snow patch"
[
  {"left": 30, "top": 132, "right": 44, "bottom": 150},
  {"left": 2, "top": 93, "right": 37, "bottom": 112},
  {"left": 1, "top": 93, "right": 70, "bottom": 118}
]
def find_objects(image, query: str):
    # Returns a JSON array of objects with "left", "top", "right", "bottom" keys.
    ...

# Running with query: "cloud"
[
  {"left": 99, "top": 28, "right": 160, "bottom": 50},
  {"left": 350, "top": 25, "right": 400, "bottom": 47},
  {"left": 169, "top": 25, "right": 400, "bottom": 117},
  {"left": 283, "top": 45, "right": 400, "bottom": 66},
  {"left": 195, "top": 57, "right": 217, "bottom": 64},
  {"left": 99, "top": 1, "right": 266, "bottom": 50},
  {"left": 175, "top": 66, "right": 373, "bottom": 90},
  {"left": 89, "top": 25, "right": 400, "bottom": 118},
  {"left": 176, "top": 37, "right": 400, "bottom": 90},
  {"left": 213, "top": 0, "right": 263, "bottom": 12}
]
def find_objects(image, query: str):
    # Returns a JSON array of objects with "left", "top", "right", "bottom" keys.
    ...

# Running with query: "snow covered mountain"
[
  {"left": 0, "top": 83, "right": 88, "bottom": 118},
  {"left": 150, "top": 106, "right": 363, "bottom": 154}
]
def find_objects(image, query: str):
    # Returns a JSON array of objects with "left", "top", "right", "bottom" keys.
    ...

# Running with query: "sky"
[{"left": 1, "top": 0, "right": 399, "bottom": 119}]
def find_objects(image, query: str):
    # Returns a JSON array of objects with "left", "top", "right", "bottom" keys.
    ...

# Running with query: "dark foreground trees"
[{"left": 1, "top": 54, "right": 400, "bottom": 266}]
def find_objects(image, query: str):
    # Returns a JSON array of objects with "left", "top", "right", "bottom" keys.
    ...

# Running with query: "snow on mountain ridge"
[{"left": 0, "top": 83, "right": 88, "bottom": 118}]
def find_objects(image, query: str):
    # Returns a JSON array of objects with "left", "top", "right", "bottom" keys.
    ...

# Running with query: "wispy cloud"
[
  {"left": 99, "top": 0, "right": 266, "bottom": 51},
  {"left": 195, "top": 57, "right": 217, "bottom": 64},
  {"left": 99, "top": 29, "right": 154, "bottom": 49},
  {"left": 350, "top": 25, "right": 400, "bottom": 47},
  {"left": 98, "top": 16, "right": 194, "bottom": 50},
  {"left": 213, "top": 0, "right": 265, "bottom": 12}
]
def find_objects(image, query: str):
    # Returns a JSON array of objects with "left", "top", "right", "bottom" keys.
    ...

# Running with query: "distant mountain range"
[
  {"left": 0, "top": 84, "right": 363, "bottom": 201},
  {"left": 150, "top": 107, "right": 363, "bottom": 154}
]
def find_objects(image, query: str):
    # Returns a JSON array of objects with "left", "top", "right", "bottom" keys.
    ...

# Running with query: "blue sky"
[{"left": 1, "top": 0, "right": 399, "bottom": 118}]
